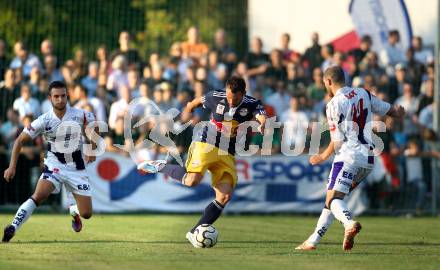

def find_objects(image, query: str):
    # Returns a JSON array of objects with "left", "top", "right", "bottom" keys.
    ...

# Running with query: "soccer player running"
[
  {"left": 138, "top": 76, "right": 267, "bottom": 247},
  {"left": 2, "top": 81, "right": 98, "bottom": 242},
  {"left": 296, "top": 66, "right": 405, "bottom": 251}
]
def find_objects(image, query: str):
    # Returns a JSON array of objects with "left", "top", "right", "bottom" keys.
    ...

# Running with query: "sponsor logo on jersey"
[
  {"left": 239, "top": 108, "right": 248, "bottom": 116},
  {"left": 216, "top": 104, "right": 225, "bottom": 114}
]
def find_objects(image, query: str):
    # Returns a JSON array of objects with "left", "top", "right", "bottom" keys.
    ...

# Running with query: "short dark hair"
[
  {"left": 226, "top": 76, "right": 246, "bottom": 94},
  {"left": 48, "top": 80, "right": 67, "bottom": 95},
  {"left": 389, "top": 30, "right": 400, "bottom": 37},
  {"left": 324, "top": 66, "right": 345, "bottom": 84}
]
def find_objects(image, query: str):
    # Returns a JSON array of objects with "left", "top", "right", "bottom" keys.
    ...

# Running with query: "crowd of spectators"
[{"left": 0, "top": 27, "right": 438, "bottom": 213}]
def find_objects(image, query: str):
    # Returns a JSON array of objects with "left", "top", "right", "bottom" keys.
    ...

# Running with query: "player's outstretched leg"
[
  {"left": 138, "top": 160, "right": 190, "bottom": 183},
  {"left": 186, "top": 181, "right": 232, "bottom": 247},
  {"left": 296, "top": 206, "right": 334, "bottom": 250},
  {"left": 326, "top": 192, "right": 361, "bottom": 251},
  {"left": 2, "top": 179, "right": 54, "bottom": 242},
  {"left": 70, "top": 193, "right": 93, "bottom": 233}
]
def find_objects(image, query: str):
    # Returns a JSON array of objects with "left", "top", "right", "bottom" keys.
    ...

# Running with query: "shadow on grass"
[{"left": 7, "top": 240, "right": 440, "bottom": 247}]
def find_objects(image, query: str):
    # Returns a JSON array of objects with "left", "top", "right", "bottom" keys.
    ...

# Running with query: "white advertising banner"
[
  {"left": 63, "top": 153, "right": 367, "bottom": 215},
  {"left": 349, "top": 0, "right": 413, "bottom": 52}
]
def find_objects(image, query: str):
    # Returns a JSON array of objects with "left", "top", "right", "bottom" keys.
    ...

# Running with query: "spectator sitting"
[
  {"left": 394, "top": 83, "right": 419, "bottom": 136},
  {"left": 107, "top": 55, "right": 129, "bottom": 95},
  {"left": 320, "top": 44, "right": 335, "bottom": 72},
  {"left": 411, "top": 36, "right": 433, "bottom": 65},
  {"left": 280, "top": 96, "right": 309, "bottom": 154},
  {"left": 0, "top": 39, "right": 8, "bottom": 81},
  {"left": 0, "top": 108, "right": 21, "bottom": 150},
  {"left": 0, "top": 69, "right": 20, "bottom": 122},
  {"left": 266, "top": 80, "right": 290, "bottom": 120},
  {"left": 13, "top": 83, "right": 41, "bottom": 120},
  {"left": 303, "top": 32, "right": 323, "bottom": 73},
  {"left": 73, "top": 84, "right": 106, "bottom": 122},
  {"left": 40, "top": 39, "right": 54, "bottom": 59},
  {"left": 379, "top": 30, "right": 406, "bottom": 75},
  {"left": 44, "top": 54, "right": 63, "bottom": 83},
  {"left": 111, "top": 31, "right": 142, "bottom": 70},
  {"left": 181, "top": 26, "right": 209, "bottom": 61},
  {"left": 81, "top": 62, "right": 98, "bottom": 97},
  {"left": 9, "top": 41, "right": 42, "bottom": 78},
  {"left": 245, "top": 37, "right": 270, "bottom": 78},
  {"left": 306, "top": 67, "right": 326, "bottom": 104}
]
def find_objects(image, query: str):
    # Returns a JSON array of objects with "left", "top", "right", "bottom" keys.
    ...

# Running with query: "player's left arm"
[
  {"left": 253, "top": 101, "right": 267, "bottom": 134},
  {"left": 83, "top": 111, "right": 98, "bottom": 163},
  {"left": 310, "top": 102, "right": 344, "bottom": 165}
]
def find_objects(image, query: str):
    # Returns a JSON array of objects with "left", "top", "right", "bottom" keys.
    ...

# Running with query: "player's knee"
[
  {"left": 80, "top": 211, "right": 92, "bottom": 219},
  {"left": 184, "top": 174, "right": 202, "bottom": 187},
  {"left": 216, "top": 193, "right": 232, "bottom": 205},
  {"left": 31, "top": 194, "right": 48, "bottom": 205}
]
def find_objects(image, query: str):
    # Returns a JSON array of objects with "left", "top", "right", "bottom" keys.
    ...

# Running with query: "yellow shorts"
[{"left": 185, "top": 142, "right": 237, "bottom": 187}]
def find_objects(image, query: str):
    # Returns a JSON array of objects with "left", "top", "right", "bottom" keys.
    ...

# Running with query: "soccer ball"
[{"left": 194, "top": 224, "right": 218, "bottom": 248}]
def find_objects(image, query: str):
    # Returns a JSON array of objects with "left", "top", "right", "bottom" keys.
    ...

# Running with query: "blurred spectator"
[
  {"left": 388, "top": 63, "right": 409, "bottom": 102},
  {"left": 28, "top": 67, "right": 41, "bottom": 94},
  {"left": 279, "top": 33, "right": 300, "bottom": 64},
  {"left": 405, "top": 47, "right": 423, "bottom": 92},
  {"left": 0, "top": 108, "right": 21, "bottom": 150},
  {"left": 245, "top": 37, "right": 270, "bottom": 78},
  {"left": 350, "top": 35, "right": 372, "bottom": 66},
  {"left": 379, "top": 30, "right": 406, "bottom": 75},
  {"left": 0, "top": 69, "right": 20, "bottom": 122},
  {"left": 303, "top": 32, "right": 323, "bottom": 73},
  {"left": 105, "top": 116, "right": 132, "bottom": 155},
  {"left": 394, "top": 83, "right": 419, "bottom": 136},
  {"left": 9, "top": 41, "right": 42, "bottom": 78},
  {"left": 306, "top": 67, "right": 326, "bottom": 104},
  {"left": 73, "top": 48, "right": 87, "bottom": 79},
  {"left": 266, "top": 80, "right": 290, "bottom": 119},
  {"left": 320, "top": 44, "right": 335, "bottom": 71},
  {"left": 73, "top": 84, "right": 106, "bottom": 122},
  {"left": 417, "top": 78, "right": 433, "bottom": 114},
  {"left": 108, "top": 85, "right": 141, "bottom": 129},
  {"left": 40, "top": 39, "right": 54, "bottom": 59},
  {"left": 181, "top": 26, "right": 209, "bottom": 61},
  {"left": 280, "top": 96, "right": 309, "bottom": 153},
  {"left": 44, "top": 54, "right": 63, "bottom": 83},
  {"left": 96, "top": 45, "right": 109, "bottom": 74},
  {"left": 107, "top": 55, "right": 129, "bottom": 95},
  {"left": 146, "top": 63, "right": 164, "bottom": 90},
  {"left": 157, "top": 82, "right": 179, "bottom": 112},
  {"left": 404, "top": 139, "right": 427, "bottom": 213},
  {"left": 112, "top": 31, "right": 142, "bottom": 70},
  {"left": 13, "top": 83, "right": 40, "bottom": 119},
  {"left": 0, "top": 39, "right": 8, "bottom": 81},
  {"left": 267, "top": 49, "right": 287, "bottom": 82},
  {"left": 127, "top": 68, "right": 141, "bottom": 97},
  {"left": 359, "top": 51, "right": 386, "bottom": 82},
  {"left": 411, "top": 36, "right": 433, "bottom": 65},
  {"left": 81, "top": 62, "right": 99, "bottom": 97},
  {"left": 213, "top": 28, "right": 237, "bottom": 71}
]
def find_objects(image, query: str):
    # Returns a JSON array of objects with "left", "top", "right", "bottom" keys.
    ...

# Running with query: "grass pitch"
[{"left": 0, "top": 214, "right": 439, "bottom": 270}]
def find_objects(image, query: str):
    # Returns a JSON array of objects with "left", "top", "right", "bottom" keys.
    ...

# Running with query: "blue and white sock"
[
  {"left": 307, "top": 207, "right": 334, "bottom": 245},
  {"left": 11, "top": 198, "right": 38, "bottom": 231}
]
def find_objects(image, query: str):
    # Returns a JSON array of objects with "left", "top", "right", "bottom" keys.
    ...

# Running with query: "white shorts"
[
  {"left": 39, "top": 159, "right": 91, "bottom": 197},
  {"left": 327, "top": 161, "right": 372, "bottom": 194}
]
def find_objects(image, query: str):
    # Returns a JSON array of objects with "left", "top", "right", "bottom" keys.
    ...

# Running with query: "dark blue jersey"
[{"left": 195, "top": 90, "right": 266, "bottom": 155}]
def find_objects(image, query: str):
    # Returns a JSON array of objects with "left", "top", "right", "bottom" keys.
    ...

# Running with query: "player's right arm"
[
  {"left": 4, "top": 132, "right": 33, "bottom": 182},
  {"left": 4, "top": 115, "right": 45, "bottom": 182}
]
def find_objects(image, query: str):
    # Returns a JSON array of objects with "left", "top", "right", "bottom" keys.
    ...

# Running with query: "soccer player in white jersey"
[
  {"left": 296, "top": 66, "right": 405, "bottom": 251},
  {"left": 2, "top": 81, "right": 98, "bottom": 242}
]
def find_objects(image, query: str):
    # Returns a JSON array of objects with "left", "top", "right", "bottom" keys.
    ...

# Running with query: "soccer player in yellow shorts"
[{"left": 138, "top": 76, "right": 267, "bottom": 247}]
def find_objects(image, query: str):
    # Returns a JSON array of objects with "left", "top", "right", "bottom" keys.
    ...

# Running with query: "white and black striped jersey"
[{"left": 23, "top": 107, "right": 95, "bottom": 170}]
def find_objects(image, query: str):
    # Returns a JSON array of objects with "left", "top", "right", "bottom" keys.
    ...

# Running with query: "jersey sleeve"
[
  {"left": 83, "top": 111, "right": 96, "bottom": 126},
  {"left": 23, "top": 114, "right": 45, "bottom": 139},
  {"left": 201, "top": 91, "right": 214, "bottom": 110},
  {"left": 370, "top": 94, "right": 391, "bottom": 116},
  {"left": 326, "top": 102, "right": 345, "bottom": 142},
  {"left": 253, "top": 100, "right": 266, "bottom": 117}
]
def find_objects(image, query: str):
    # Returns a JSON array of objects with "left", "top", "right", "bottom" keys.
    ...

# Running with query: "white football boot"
[{"left": 137, "top": 160, "right": 166, "bottom": 174}]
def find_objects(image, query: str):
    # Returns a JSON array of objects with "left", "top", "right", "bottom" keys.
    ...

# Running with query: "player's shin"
[
  {"left": 329, "top": 198, "right": 354, "bottom": 228},
  {"left": 160, "top": 164, "right": 187, "bottom": 183},
  {"left": 307, "top": 207, "right": 334, "bottom": 245},
  {"left": 11, "top": 198, "right": 38, "bottom": 231},
  {"left": 190, "top": 200, "right": 224, "bottom": 233}
]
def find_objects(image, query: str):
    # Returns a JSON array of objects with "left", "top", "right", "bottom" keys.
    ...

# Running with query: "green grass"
[{"left": 0, "top": 214, "right": 439, "bottom": 270}]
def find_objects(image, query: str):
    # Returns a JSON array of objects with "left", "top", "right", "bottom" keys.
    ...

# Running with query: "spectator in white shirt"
[
  {"left": 12, "top": 83, "right": 41, "bottom": 119},
  {"left": 108, "top": 85, "right": 142, "bottom": 130},
  {"left": 107, "top": 55, "right": 129, "bottom": 96},
  {"left": 394, "top": 83, "right": 419, "bottom": 136},
  {"left": 265, "top": 80, "right": 291, "bottom": 120},
  {"left": 280, "top": 96, "right": 309, "bottom": 153},
  {"left": 9, "top": 41, "right": 42, "bottom": 78},
  {"left": 379, "top": 30, "right": 406, "bottom": 75},
  {"left": 412, "top": 36, "right": 433, "bottom": 65}
]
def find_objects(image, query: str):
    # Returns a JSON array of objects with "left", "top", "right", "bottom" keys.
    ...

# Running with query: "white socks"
[
  {"left": 69, "top": 204, "right": 79, "bottom": 217},
  {"left": 11, "top": 198, "right": 37, "bottom": 231},
  {"left": 330, "top": 199, "right": 355, "bottom": 228},
  {"left": 307, "top": 208, "right": 334, "bottom": 245}
]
